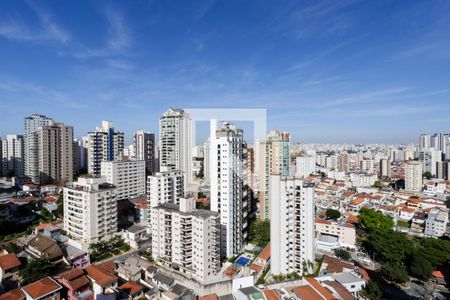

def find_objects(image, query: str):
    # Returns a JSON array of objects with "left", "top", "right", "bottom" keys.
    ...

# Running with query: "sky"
[{"left": 0, "top": 0, "right": 449, "bottom": 144}]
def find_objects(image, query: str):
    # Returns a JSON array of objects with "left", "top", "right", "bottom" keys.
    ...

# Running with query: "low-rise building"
[
  {"left": 21, "top": 277, "right": 62, "bottom": 300},
  {"left": 425, "top": 208, "right": 449, "bottom": 237},
  {"left": 315, "top": 218, "right": 356, "bottom": 250}
]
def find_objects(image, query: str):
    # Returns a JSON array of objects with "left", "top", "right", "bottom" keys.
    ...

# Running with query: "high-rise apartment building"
[
  {"left": 436, "top": 161, "right": 450, "bottom": 180},
  {"left": 151, "top": 197, "right": 221, "bottom": 283},
  {"left": 379, "top": 158, "right": 392, "bottom": 178},
  {"left": 360, "top": 158, "right": 374, "bottom": 174},
  {"left": 24, "top": 113, "right": 53, "bottom": 183},
  {"left": 87, "top": 121, "right": 124, "bottom": 177},
  {"left": 37, "top": 121, "right": 74, "bottom": 185},
  {"left": 210, "top": 121, "right": 246, "bottom": 258},
  {"left": 1, "top": 134, "right": 24, "bottom": 177},
  {"left": 64, "top": 176, "right": 117, "bottom": 251},
  {"left": 159, "top": 108, "right": 192, "bottom": 183},
  {"left": 270, "top": 175, "right": 315, "bottom": 275},
  {"left": 295, "top": 156, "right": 316, "bottom": 178},
  {"left": 134, "top": 131, "right": 155, "bottom": 176},
  {"left": 337, "top": 153, "right": 348, "bottom": 172},
  {"left": 405, "top": 160, "right": 423, "bottom": 192},
  {"left": 419, "top": 134, "right": 431, "bottom": 150},
  {"left": 101, "top": 157, "right": 146, "bottom": 200},
  {"left": 419, "top": 148, "right": 441, "bottom": 177},
  {"left": 258, "top": 130, "right": 290, "bottom": 220},
  {"left": 146, "top": 171, "right": 184, "bottom": 208}
]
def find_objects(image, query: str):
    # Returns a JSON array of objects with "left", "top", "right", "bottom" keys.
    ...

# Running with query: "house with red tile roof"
[
  {"left": 0, "top": 288, "right": 25, "bottom": 300},
  {"left": 118, "top": 280, "right": 145, "bottom": 300},
  {"left": 0, "top": 253, "right": 21, "bottom": 283},
  {"left": 85, "top": 264, "right": 118, "bottom": 297},
  {"left": 21, "top": 277, "right": 62, "bottom": 300},
  {"left": 54, "top": 268, "right": 93, "bottom": 300}
]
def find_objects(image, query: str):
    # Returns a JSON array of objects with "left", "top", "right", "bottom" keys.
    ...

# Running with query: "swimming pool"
[{"left": 235, "top": 256, "right": 251, "bottom": 266}]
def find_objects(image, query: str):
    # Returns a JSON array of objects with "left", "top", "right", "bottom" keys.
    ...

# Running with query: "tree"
[
  {"left": 363, "top": 228, "right": 412, "bottom": 262},
  {"left": 396, "top": 220, "right": 410, "bottom": 228},
  {"left": 39, "top": 208, "right": 53, "bottom": 223},
  {"left": 423, "top": 171, "right": 432, "bottom": 180},
  {"left": 19, "top": 259, "right": 56, "bottom": 285},
  {"left": 446, "top": 196, "right": 450, "bottom": 208},
  {"left": 372, "top": 181, "right": 383, "bottom": 188},
  {"left": 248, "top": 219, "right": 270, "bottom": 245},
  {"left": 325, "top": 209, "right": 341, "bottom": 220},
  {"left": 360, "top": 281, "right": 382, "bottom": 300},
  {"left": 382, "top": 262, "right": 409, "bottom": 284},
  {"left": 334, "top": 248, "right": 351, "bottom": 260},
  {"left": 408, "top": 254, "right": 432, "bottom": 280},
  {"left": 5, "top": 242, "right": 21, "bottom": 254},
  {"left": 359, "top": 208, "right": 393, "bottom": 232}
]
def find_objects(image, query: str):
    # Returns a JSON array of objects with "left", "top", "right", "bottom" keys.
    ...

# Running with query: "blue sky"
[{"left": 0, "top": 0, "right": 449, "bottom": 144}]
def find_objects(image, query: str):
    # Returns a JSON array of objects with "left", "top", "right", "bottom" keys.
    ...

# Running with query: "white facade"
[
  {"left": 159, "top": 108, "right": 192, "bottom": 183},
  {"left": 379, "top": 158, "right": 392, "bottom": 178},
  {"left": 87, "top": 121, "right": 124, "bottom": 177},
  {"left": 64, "top": 177, "right": 117, "bottom": 251},
  {"left": 146, "top": 171, "right": 184, "bottom": 208},
  {"left": 424, "top": 208, "right": 448, "bottom": 237},
  {"left": 210, "top": 121, "right": 245, "bottom": 258},
  {"left": 1, "top": 134, "right": 24, "bottom": 177},
  {"left": 405, "top": 160, "right": 423, "bottom": 192},
  {"left": 24, "top": 114, "right": 53, "bottom": 183},
  {"left": 295, "top": 156, "right": 316, "bottom": 178},
  {"left": 419, "top": 148, "right": 441, "bottom": 176},
  {"left": 360, "top": 159, "right": 374, "bottom": 173},
  {"left": 151, "top": 197, "right": 221, "bottom": 283},
  {"left": 101, "top": 158, "right": 146, "bottom": 200},
  {"left": 270, "top": 175, "right": 315, "bottom": 275}
]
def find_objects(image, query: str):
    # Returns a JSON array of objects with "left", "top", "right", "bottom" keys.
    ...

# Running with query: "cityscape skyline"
[{"left": 1, "top": 0, "right": 450, "bottom": 143}]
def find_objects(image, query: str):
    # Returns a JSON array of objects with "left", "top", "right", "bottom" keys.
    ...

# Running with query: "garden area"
[{"left": 89, "top": 236, "right": 131, "bottom": 262}]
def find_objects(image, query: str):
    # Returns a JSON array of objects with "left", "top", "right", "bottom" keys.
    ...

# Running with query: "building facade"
[
  {"left": 151, "top": 197, "right": 221, "bottom": 283},
  {"left": 134, "top": 131, "right": 155, "bottom": 176},
  {"left": 24, "top": 113, "right": 53, "bottom": 183},
  {"left": 159, "top": 108, "right": 192, "bottom": 183},
  {"left": 258, "top": 130, "right": 291, "bottom": 220},
  {"left": 87, "top": 121, "right": 124, "bottom": 177},
  {"left": 64, "top": 177, "right": 117, "bottom": 251},
  {"left": 101, "top": 157, "right": 146, "bottom": 200},
  {"left": 146, "top": 171, "right": 184, "bottom": 209},
  {"left": 270, "top": 175, "right": 315, "bottom": 275},
  {"left": 38, "top": 121, "right": 74, "bottom": 185},
  {"left": 405, "top": 160, "right": 423, "bottom": 192},
  {"left": 1, "top": 134, "right": 24, "bottom": 177}
]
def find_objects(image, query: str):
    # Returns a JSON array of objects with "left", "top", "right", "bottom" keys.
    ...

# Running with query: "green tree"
[
  {"left": 360, "top": 282, "right": 382, "bottom": 300},
  {"left": 334, "top": 248, "right": 351, "bottom": 260},
  {"left": 382, "top": 262, "right": 409, "bottom": 284},
  {"left": 423, "top": 171, "right": 432, "bottom": 180},
  {"left": 372, "top": 181, "right": 383, "bottom": 188},
  {"left": 39, "top": 208, "right": 53, "bottom": 223},
  {"left": 363, "top": 229, "right": 412, "bottom": 262},
  {"left": 396, "top": 220, "right": 410, "bottom": 228},
  {"left": 5, "top": 242, "right": 21, "bottom": 254},
  {"left": 249, "top": 219, "right": 270, "bottom": 245},
  {"left": 359, "top": 208, "right": 393, "bottom": 232},
  {"left": 325, "top": 209, "right": 341, "bottom": 220},
  {"left": 408, "top": 254, "right": 432, "bottom": 280},
  {"left": 19, "top": 259, "right": 56, "bottom": 285}
]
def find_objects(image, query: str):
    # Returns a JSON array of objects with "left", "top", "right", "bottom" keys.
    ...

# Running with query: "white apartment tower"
[
  {"left": 210, "top": 121, "right": 246, "bottom": 258},
  {"left": 159, "top": 108, "right": 192, "bottom": 183},
  {"left": 1, "top": 134, "right": 25, "bottom": 177},
  {"left": 24, "top": 113, "right": 53, "bottom": 183},
  {"left": 64, "top": 176, "right": 117, "bottom": 251},
  {"left": 379, "top": 158, "right": 392, "bottom": 178},
  {"left": 151, "top": 197, "right": 221, "bottom": 283},
  {"left": 405, "top": 160, "right": 423, "bottom": 192},
  {"left": 270, "top": 175, "right": 315, "bottom": 275},
  {"left": 134, "top": 131, "right": 155, "bottom": 176},
  {"left": 258, "top": 131, "right": 291, "bottom": 220},
  {"left": 87, "top": 121, "right": 124, "bottom": 177},
  {"left": 295, "top": 156, "right": 316, "bottom": 178},
  {"left": 101, "top": 157, "right": 146, "bottom": 200},
  {"left": 146, "top": 171, "right": 184, "bottom": 208},
  {"left": 37, "top": 121, "right": 74, "bottom": 185}
]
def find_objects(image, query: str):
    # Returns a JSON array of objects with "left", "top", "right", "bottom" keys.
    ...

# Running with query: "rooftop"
[{"left": 22, "top": 277, "right": 62, "bottom": 299}]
